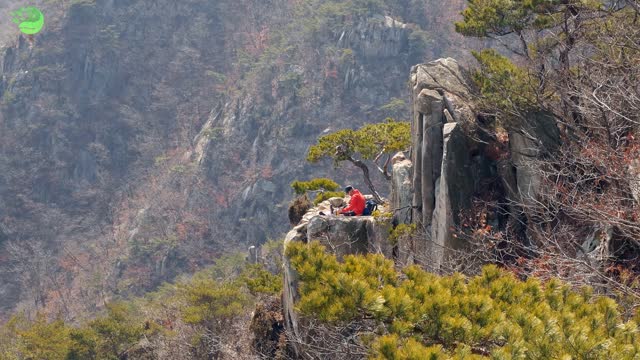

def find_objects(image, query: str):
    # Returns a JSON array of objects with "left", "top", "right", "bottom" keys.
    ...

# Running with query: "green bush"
[
  {"left": 180, "top": 279, "right": 250, "bottom": 328},
  {"left": 388, "top": 223, "right": 416, "bottom": 246},
  {"left": 0, "top": 254, "right": 269, "bottom": 359},
  {"left": 471, "top": 49, "right": 539, "bottom": 117},
  {"left": 241, "top": 264, "right": 283, "bottom": 296},
  {"left": 372, "top": 210, "right": 392, "bottom": 221},
  {"left": 290, "top": 178, "right": 345, "bottom": 214},
  {"left": 286, "top": 241, "right": 640, "bottom": 359},
  {"left": 291, "top": 178, "right": 340, "bottom": 195},
  {"left": 15, "top": 314, "right": 72, "bottom": 360},
  {"left": 85, "top": 302, "right": 144, "bottom": 359}
]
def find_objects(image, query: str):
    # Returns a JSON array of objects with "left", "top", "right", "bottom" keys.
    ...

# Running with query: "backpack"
[{"left": 362, "top": 199, "right": 378, "bottom": 216}]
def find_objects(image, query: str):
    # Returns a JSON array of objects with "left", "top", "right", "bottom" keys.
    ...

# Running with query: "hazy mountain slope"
[{"left": 0, "top": 0, "right": 478, "bottom": 319}]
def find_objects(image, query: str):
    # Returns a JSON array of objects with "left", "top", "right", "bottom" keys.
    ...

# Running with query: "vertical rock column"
[
  {"left": 391, "top": 152, "right": 413, "bottom": 225},
  {"left": 430, "top": 123, "right": 472, "bottom": 270},
  {"left": 412, "top": 88, "right": 445, "bottom": 264},
  {"left": 409, "top": 58, "right": 477, "bottom": 269},
  {"left": 413, "top": 89, "right": 444, "bottom": 226},
  {"left": 391, "top": 152, "right": 414, "bottom": 265},
  {"left": 421, "top": 90, "right": 444, "bottom": 226},
  {"left": 412, "top": 113, "right": 423, "bottom": 224}
]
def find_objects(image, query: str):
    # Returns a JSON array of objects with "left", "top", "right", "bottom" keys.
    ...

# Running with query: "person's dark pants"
[{"left": 343, "top": 211, "right": 356, "bottom": 216}]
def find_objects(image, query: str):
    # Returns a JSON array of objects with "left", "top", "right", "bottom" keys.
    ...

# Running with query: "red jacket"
[{"left": 341, "top": 189, "right": 366, "bottom": 215}]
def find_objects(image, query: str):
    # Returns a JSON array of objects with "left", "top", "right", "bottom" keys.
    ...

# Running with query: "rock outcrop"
[
  {"left": 281, "top": 56, "right": 565, "bottom": 353},
  {"left": 508, "top": 111, "right": 560, "bottom": 206},
  {"left": 407, "top": 58, "right": 562, "bottom": 269},
  {"left": 409, "top": 58, "right": 476, "bottom": 268},
  {"left": 282, "top": 197, "right": 391, "bottom": 356},
  {"left": 337, "top": 15, "right": 409, "bottom": 59}
]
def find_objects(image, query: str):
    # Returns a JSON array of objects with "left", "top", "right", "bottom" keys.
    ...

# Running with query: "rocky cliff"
[{"left": 281, "top": 57, "right": 560, "bottom": 349}]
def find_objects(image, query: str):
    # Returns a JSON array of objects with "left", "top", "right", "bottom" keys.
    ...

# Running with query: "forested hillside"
[
  {"left": 1, "top": 0, "right": 639, "bottom": 359},
  {"left": 0, "top": 0, "right": 476, "bottom": 320}
]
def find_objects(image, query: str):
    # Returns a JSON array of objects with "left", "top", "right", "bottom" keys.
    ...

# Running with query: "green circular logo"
[{"left": 11, "top": 6, "right": 44, "bottom": 35}]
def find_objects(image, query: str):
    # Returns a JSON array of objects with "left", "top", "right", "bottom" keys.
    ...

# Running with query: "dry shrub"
[{"left": 288, "top": 195, "right": 312, "bottom": 226}]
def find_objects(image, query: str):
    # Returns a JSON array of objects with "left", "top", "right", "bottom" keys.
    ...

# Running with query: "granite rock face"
[
  {"left": 407, "top": 59, "right": 564, "bottom": 270},
  {"left": 428, "top": 123, "right": 472, "bottom": 269},
  {"left": 409, "top": 58, "right": 476, "bottom": 269},
  {"left": 509, "top": 111, "right": 561, "bottom": 206},
  {"left": 391, "top": 152, "right": 413, "bottom": 226}
]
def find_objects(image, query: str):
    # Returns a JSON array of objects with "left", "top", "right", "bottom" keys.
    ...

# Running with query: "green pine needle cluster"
[
  {"left": 454, "top": 0, "right": 598, "bottom": 39},
  {"left": 291, "top": 178, "right": 345, "bottom": 205},
  {"left": 286, "top": 241, "right": 640, "bottom": 359},
  {"left": 0, "top": 303, "right": 144, "bottom": 360},
  {"left": 307, "top": 119, "right": 410, "bottom": 165},
  {"left": 471, "top": 49, "right": 539, "bottom": 115},
  {"left": 291, "top": 178, "right": 341, "bottom": 195},
  {"left": 388, "top": 223, "right": 416, "bottom": 246},
  {"left": 312, "top": 191, "right": 346, "bottom": 205}
]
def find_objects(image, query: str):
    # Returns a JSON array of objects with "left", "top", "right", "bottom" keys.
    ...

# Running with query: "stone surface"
[
  {"left": 366, "top": 218, "right": 394, "bottom": 258},
  {"left": 337, "top": 16, "right": 410, "bottom": 59},
  {"left": 410, "top": 58, "right": 475, "bottom": 227},
  {"left": 428, "top": 123, "right": 473, "bottom": 268},
  {"left": 509, "top": 111, "right": 560, "bottom": 204},
  {"left": 307, "top": 216, "right": 371, "bottom": 260},
  {"left": 411, "top": 58, "right": 475, "bottom": 123},
  {"left": 282, "top": 223, "right": 306, "bottom": 356},
  {"left": 391, "top": 152, "right": 413, "bottom": 225},
  {"left": 510, "top": 131, "right": 540, "bottom": 203},
  {"left": 328, "top": 197, "right": 346, "bottom": 208},
  {"left": 409, "top": 58, "right": 477, "bottom": 270},
  {"left": 422, "top": 95, "right": 444, "bottom": 226}
]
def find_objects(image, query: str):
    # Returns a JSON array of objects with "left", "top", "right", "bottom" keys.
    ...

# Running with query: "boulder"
[
  {"left": 306, "top": 215, "right": 388, "bottom": 260},
  {"left": 411, "top": 58, "right": 475, "bottom": 123},
  {"left": 327, "top": 197, "right": 346, "bottom": 208}
]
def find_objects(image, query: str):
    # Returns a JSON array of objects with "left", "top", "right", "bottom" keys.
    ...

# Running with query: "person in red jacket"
[{"left": 340, "top": 185, "right": 366, "bottom": 216}]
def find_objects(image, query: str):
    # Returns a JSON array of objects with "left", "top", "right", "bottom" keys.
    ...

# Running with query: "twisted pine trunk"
[{"left": 347, "top": 157, "right": 383, "bottom": 204}]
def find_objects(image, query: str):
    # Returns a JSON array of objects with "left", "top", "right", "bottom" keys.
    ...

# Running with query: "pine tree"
[
  {"left": 307, "top": 119, "right": 410, "bottom": 203},
  {"left": 286, "top": 241, "right": 640, "bottom": 359}
]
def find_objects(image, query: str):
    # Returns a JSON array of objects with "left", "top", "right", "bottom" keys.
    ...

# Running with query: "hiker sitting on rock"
[{"left": 340, "top": 185, "right": 365, "bottom": 216}]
